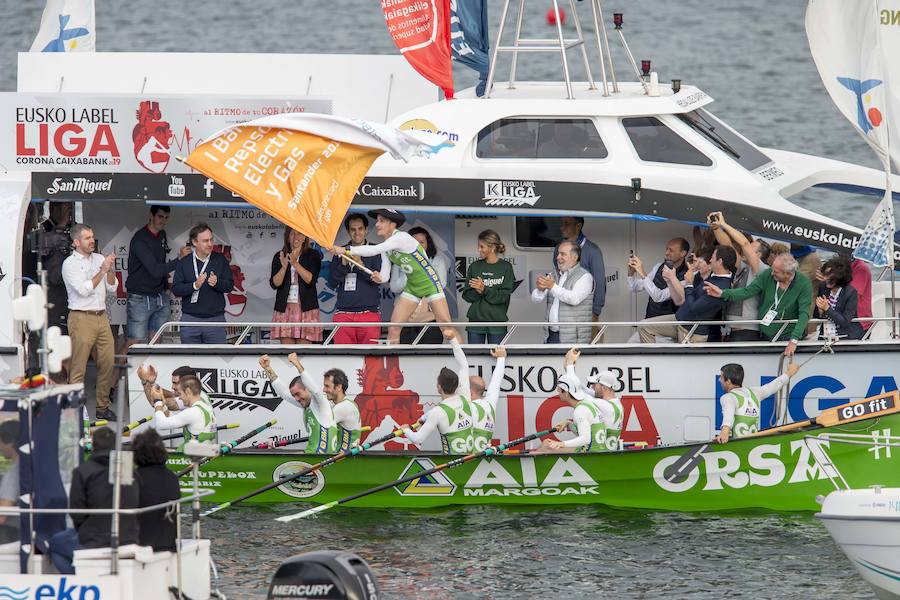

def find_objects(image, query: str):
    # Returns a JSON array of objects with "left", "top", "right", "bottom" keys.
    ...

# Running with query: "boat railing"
[
  {"left": 803, "top": 432, "right": 900, "bottom": 493},
  {"left": 0, "top": 489, "right": 215, "bottom": 578},
  {"left": 145, "top": 315, "right": 900, "bottom": 346}
]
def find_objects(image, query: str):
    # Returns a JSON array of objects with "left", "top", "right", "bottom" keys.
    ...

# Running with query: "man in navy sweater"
[
  {"left": 125, "top": 206, "right": 191, "bottom": 348},
  {"left": 639, "top": 246, "right": 735, "bottom": 343},
  {"left": 328, "top": 213, "right": 390, "bottom": 344},
  {"left": 172, "top": 222, "right": 234, "bottom": 344}
]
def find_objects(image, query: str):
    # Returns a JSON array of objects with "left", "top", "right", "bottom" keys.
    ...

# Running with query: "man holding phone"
[
  {"left": 627, "top": 238, "right": 691, "bottom": 319},
  {"left": 172, "top": 222, "right": 234, "bottom": 344}
]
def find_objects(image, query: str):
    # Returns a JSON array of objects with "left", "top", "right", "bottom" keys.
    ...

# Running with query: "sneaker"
[{"left": 95, "top": 408, "right": 118, "bottom": 421}]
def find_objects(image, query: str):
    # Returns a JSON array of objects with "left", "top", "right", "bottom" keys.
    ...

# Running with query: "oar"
[
  {"left": 122, "top": 416, "right": 152, "bottom": 434},
  {"left": 254, "top": 426, "right": 371, "bottom": 449},
  {"left": 176, "top": 419, "right": 277, "bottom": 478},
  {"left": 254, "top": 436, "right": 308, "bottom": 450},
  {"left": 89, "top": 419, "right": 108, "bottom": 427},
  {"left": 276, "top": 426, "right": 559, "bottom": 523},
  {"left": 202, "top": 427, "right": 409, "bottom": 517},
  {"left": 131, "top": 423, "right": 240, "bottom": 443}
]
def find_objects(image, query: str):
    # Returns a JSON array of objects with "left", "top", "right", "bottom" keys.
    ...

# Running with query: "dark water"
[
  {"left": 205, "top": 504, "right": 872, "bottom": 599},
  {"left": 0, "top": 1, "right": 883, "bottom": 596}
]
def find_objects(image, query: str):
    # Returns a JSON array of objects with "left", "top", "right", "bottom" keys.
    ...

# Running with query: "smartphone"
[
  {"left": 663, "top": 260, "right": 674, "bottom": 269},
  {"left": 687, "top": 253, "right": 696, "bottom": 264},
  {"left": 629, "top": 249, "right": 635, "bottom": 258},
  {"left": 710, "top": 213, "right": 719, "bottom": 222}
]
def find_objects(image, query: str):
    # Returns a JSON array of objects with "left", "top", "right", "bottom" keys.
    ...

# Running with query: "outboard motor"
[{"left": 267, "top": 550, "right": 380, "bottom": 600}]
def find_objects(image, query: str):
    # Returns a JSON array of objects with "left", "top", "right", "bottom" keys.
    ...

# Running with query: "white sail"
[{"left": 806, "top": 0, "right": 897, "bottom": 267}]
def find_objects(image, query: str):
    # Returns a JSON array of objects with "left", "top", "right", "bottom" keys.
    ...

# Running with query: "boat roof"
[{"left": 452, "top": 81, "right": 713, "bottom": 116}]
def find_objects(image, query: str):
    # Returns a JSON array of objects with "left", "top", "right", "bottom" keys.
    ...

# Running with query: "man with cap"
[
  {"left": 539, "top": 369, "right": 604, "bottom": 453},
  {"left": 401, "top": 330, "right": 474, "bottom": 453},
  {"left": 330, "top": 208, "right": 459, "bottom": 345},
  {"left": 564, "top": 348, "right": 623, "bottom": 451}
]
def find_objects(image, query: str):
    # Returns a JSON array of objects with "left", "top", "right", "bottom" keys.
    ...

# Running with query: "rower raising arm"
[
  {"left": 260, "top": 354, "right": 309, "bottom": 438},
  {"left": 564, "top": 348, "right": 624, "bottom": 451},
  {"left": 717, "top": 361, "right": 801, "bottom": 443},
  {"left": 259, "top": 353, "right": 338, "bottom": 453},
  {"left": 402, "top": 331, "right": 474, "bottom": 453},
  {"left": 152, "top": 375, "right": 217, "bottom": 448},
  {"left": 470, "top": 346, "right": 507, "bottom": 450}
]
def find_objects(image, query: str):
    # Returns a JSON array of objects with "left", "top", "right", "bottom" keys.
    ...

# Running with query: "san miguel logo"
[
  {"left": 194, "top": 367, "right": 283, "bottom": 412},
  {"left": 133, "top": 100, "right": 174, "bottom": 173}
]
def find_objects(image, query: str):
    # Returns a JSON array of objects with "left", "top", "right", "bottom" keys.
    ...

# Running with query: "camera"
[{"left": 29, "top": 226, "right": 72, "bottom": 258}]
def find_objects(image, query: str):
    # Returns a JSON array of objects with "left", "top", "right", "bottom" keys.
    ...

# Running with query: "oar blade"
[{"left": 275, "top": 501, "right": 338, "bottom": 523}]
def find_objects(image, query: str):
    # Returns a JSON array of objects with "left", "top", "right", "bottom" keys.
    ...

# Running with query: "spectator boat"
[{"left": 164, "top": 391, "right": 900, "bottom": 510}]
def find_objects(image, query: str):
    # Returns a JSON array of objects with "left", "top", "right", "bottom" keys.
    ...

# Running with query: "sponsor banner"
[
  {"left": 5, "top": 93, "right": 331, "bottom": 173},
  {"left": 31, "top": 172, "right": 900, "bottom": 257},
  {"left": 129, "top": 348, "right": 900, "bottom": 452},
  {"left": 0, "top": 575, "right": 117, "bottom": 599}
]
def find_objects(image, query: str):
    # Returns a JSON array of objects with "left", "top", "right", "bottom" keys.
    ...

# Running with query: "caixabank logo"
[{"left": 194, "top": 367, "right": 284, "bottom": 412}]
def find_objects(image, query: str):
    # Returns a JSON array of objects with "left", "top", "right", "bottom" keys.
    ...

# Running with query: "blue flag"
[{"left": 450, "top": 0, "right": 490, "bottom": 97}]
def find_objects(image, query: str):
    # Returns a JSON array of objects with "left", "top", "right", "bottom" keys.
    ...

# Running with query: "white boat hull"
[{"left": 818, "top": 488, "right": 900, "bottom": 600}]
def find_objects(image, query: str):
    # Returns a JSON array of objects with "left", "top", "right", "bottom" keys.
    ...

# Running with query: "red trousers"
[{"left": 332, "top": 311, "right": 381, "bottom": 344}]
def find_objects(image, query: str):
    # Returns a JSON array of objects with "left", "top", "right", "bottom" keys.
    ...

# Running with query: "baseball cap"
[
  {"left": 557, "top": 373, "right": 586, "bottom": 400},
  {"left": 367, "top": 208, "right": 406, "bottom": 227},
  {"left": 586, "top": 370, "right": 618, "bottom": 389}
]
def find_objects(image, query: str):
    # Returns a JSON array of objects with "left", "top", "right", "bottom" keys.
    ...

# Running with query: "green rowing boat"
[{"left": 168, "top": 392, "right": 900, "bottom": 512}]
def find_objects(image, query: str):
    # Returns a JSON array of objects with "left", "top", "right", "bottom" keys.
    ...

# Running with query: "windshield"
[{"left": 677, "top": 109, "right": 773, "bottom": 172}]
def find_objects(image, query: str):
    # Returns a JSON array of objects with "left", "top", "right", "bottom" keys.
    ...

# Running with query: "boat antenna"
[
  {"left": 613, "top": 12, "right": 650, "bottom": 93},
  {"left": 485, "top": 0, "right": 606, "bottom": 99}
]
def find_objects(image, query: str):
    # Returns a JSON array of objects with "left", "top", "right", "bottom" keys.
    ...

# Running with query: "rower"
[
  {"left": 151, "top": 375, "right": 217, "bottom": 448},
  {"left": 140, "top": 363, "right": 203, "bottom": 412},
  {"left": 717, "top": 361, "right": 800, "bottom": 442},
  {"left": 322, "top": 368, "right": 362, "bottom": 451},
  {"left": 259, "top": 353, "right": 338, "bottom": 454},
  {"left": 402, "top": 331, "right": 474, "bottom": 453},
  {"left": 564, "top": 348, "right": 623, "bottom": 451},
  {"left": 468, "top": 346, "right": 507, "bottom": 451},
  {"left": 543, "top": 371, "right": 604, "bottom": 453},
  {"left": 330, "top": 208, "right": 458, "bottom": 344}
]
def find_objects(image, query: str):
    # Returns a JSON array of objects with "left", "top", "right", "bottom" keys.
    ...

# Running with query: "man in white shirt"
[
  {"left": 531, "top": 241, "right": 595, "bottom": 344},
  {"left": 62, "top": 224, "right": 118, "bottom": 421}
]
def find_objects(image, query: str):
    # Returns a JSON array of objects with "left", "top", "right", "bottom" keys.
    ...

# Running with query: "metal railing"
[{"left": 145, "top": 315, "right": 900, "bottom": 347}]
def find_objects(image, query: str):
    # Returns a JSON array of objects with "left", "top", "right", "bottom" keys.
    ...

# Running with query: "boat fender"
[{"left": 267, "top": 550, "right": 380, "bottom": 600}]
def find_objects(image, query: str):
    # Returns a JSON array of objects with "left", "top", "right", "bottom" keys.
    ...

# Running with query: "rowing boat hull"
[{"left": 168, "top": 411, "right": 900, "bottom": 512}]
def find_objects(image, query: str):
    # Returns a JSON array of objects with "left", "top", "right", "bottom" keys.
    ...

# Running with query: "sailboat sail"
[{"left": 806, "top": 0, "right": 897, "bottom": 267}]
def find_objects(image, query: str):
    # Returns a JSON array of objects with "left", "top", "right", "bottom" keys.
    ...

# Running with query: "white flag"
[
  {"left": 30, "top": 0, "right": 95, "bottom": 53},
  {"left": 806, "top": 0, "right": 897, "bottom": 267}
]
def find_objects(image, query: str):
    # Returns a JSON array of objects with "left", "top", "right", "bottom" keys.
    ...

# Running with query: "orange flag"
[{"left": 185, "top": 126, "right": 383, "bottom": 247}]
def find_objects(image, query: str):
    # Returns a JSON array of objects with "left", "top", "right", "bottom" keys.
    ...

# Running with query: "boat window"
[
  {"left": 622, "top": 116, "right": 713, "bottom": 166},
  {"left": 677, "top": 109, "right": 773, "bottom": 171},
  {"left": 514, "top": 216, "right": 564, "bottom": 249},
  {"left": 476, "top": 118, "right": 608, "bottom": 159}
]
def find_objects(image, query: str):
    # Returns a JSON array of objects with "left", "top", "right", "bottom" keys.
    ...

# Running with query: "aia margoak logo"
[{"left": 133, "top": 100, "right": 173, "bottom": 173}]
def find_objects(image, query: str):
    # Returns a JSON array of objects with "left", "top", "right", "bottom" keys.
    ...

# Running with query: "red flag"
[{"left": 382, "top": 0, "right": 454, "bottom": 98}]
